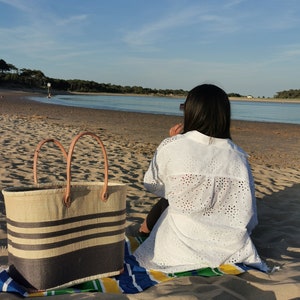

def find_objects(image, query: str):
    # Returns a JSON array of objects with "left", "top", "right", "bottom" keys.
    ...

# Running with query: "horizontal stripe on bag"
[
  {"left": 7, "top": 214, "right": 125, "bottom": 234},
  {"left": 7, "top": 218, "right": 126, "bottom": 239},
  {"left": 8, "top": 228, "right": 124, "bottom": 251},
  {"left": 6, "top": 209, "right": 126, "bottom": 228},
  {"left": 8, "top": 222, "right": 125, "bottom": 245},
  {"left": 8, "top": 233, "right": 125, "bottom": 259}
]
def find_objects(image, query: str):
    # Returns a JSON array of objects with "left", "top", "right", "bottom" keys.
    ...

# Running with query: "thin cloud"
[
  {"left": 285, "top": 49, "right": 300, "bottom": 57},
  {"left": 0, "top": 29, "right": 58, "bottom": 63},
  {"left": 223, "top": 0, "right": 245, "bottom": 8},
  {"left": 0, "top": 0, "right": 32, "bottom": 12},
  {"left": 122, "top": 5, "right": 238, "bottom": 48},
  {"left": 0, "top": 0, "right": 88, "bottom": 31},
  {"left": 122, "top": 8, "right": 197, "bottom": 46},
  {"left": 281, "top": 44, "right": 300, "bottom": 58},
  {"left": 0, "top": 0, "right": 90, "bottom": 59},
  {"left": 55, "top": 14, "right": 88, "bottom": 26}
]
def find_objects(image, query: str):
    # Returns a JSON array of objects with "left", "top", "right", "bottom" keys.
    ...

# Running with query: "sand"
[{"left": 0, "top": 89, "right": 299, "bottom": 299}]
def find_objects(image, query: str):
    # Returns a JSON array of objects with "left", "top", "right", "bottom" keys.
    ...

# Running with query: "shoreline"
[
  {"left": 2, "top": 89, "right": 300, "bottom": 128},
  {"left": 70, "top": 91, "right": 300, "bottom": 103},
  {"left": 1, "top": 87, "right": 300, "bottom": 104}
]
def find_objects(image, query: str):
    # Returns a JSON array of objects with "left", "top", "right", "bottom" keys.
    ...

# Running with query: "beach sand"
[{"left": 0, "top": 90, "right": 299, "bottom": 299}]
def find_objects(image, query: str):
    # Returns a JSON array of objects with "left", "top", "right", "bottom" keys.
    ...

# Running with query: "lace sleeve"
[{"left": 144, "top": 150, "right": 166, "bottom": 197}]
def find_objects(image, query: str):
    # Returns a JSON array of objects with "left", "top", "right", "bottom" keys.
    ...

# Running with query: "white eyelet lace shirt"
[{"left": 134, "top": 131, "right": 266, "bottom": 273}]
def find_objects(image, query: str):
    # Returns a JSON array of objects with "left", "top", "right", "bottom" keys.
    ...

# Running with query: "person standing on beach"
[{"left": 134, "top": 84, "right": 266, "bottom": 273}]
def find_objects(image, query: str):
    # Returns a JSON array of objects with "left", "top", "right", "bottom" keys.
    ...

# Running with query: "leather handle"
[
  {"left": 33, "top": 139, "right": 68, "bottom": 184},
  {"left": 64, "top": 132, "right": 109, "bottom": 207}
]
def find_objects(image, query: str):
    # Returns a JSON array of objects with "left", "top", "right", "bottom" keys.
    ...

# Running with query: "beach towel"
[{"left": 0, "top": 235, "right": 258, "bottom": 298}]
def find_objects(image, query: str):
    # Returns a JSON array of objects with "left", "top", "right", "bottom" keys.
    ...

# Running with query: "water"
[{"left": 30, "top": 94, "right": 300, "bottom": 125}]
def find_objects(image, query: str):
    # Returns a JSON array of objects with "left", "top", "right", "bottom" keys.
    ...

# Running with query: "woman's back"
[{"left": 135, "top": 131, "right": 263, "bottom": 272}]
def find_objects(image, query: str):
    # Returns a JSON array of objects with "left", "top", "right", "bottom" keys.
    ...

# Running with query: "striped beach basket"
[{"left": 2, "top": 132, "right": 127, "bottom": 290}]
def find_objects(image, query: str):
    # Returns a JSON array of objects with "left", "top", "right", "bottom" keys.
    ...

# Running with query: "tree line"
[
  {"left": 0, "top": 59, "right": 187, "bottom": 96},
  {"left": 1, "top": 59, "right": 299, "bottom": 98},
  {"left": 274, "top": 89, "right": 300, "bottom": 99}
]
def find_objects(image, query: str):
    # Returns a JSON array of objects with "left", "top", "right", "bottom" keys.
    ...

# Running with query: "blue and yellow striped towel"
[{"left": 0, "top": 236, "right": 255, "bottom": 297}]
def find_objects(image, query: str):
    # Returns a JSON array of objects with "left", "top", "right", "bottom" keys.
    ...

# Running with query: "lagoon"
[{"left": 30, "top": 94, "right": 300, "bottom": 125}]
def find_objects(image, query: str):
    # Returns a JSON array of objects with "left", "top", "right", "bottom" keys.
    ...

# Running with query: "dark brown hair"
[{"left": 183, "top": 84, "right": 231, "bottom": 139}]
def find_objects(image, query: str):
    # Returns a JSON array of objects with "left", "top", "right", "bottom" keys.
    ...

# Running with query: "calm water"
[{"left": 30, "top": 94, "right": 300, "bottom": 125}]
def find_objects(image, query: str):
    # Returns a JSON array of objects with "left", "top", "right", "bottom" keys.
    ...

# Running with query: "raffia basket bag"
[{"left": 2, "top": 132, "right": 127, "bottom": 290}]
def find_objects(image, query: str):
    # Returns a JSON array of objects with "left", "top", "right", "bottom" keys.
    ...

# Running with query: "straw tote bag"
[{"left": 2, "top": 132, "right": 127, "bottom": 290}]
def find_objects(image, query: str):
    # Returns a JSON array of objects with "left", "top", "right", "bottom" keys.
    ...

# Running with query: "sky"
[{"left": 0, "top": 0, "right": 300, "bottom": 97}]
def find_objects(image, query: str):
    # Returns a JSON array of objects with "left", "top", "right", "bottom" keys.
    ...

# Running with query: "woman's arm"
[
  {"left": 144, "top": 123, "right": 182, "bottom": 197},
  {"left": 144, "top": 150, "right": 166, "bottom": 197}
]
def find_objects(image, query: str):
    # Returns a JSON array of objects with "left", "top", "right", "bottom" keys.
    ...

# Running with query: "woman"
[{"left": 134, "top": 84, "right": 266, "bottom": 273}]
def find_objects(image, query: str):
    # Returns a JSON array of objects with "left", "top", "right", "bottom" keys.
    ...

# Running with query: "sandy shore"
[{"left": 0, "top": 90, "right": 299, "bottom": 299}]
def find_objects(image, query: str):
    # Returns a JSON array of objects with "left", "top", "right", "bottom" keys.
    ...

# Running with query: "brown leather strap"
[
  {"left": 33, "top": 139, "right": 68, "bottom": 184},
  {"left": 64, "top": 132, "right": 109, "bottom": 207}
]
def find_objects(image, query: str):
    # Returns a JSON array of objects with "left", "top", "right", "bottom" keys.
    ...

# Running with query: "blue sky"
[{"left": 0, "top": 0, "right": 300, "bottom": 97}]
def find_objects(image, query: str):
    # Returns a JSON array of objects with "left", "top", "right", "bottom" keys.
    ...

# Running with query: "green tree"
[
  {"left": 19, "top": 68, "right": 47, "bottom": 87},
  {"left": 0, "top": 59, "right": 10, "bottom": 73},
  {"left": 7, "top": 63, "right": 18, "bottom": 73},
  {"left": 274, "top": 89, "right": 300, "bottom": 99}
]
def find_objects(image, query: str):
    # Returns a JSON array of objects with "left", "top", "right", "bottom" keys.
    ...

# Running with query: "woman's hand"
[{"left": 169, "top": 123, "right": 183, "bottom": 137}]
